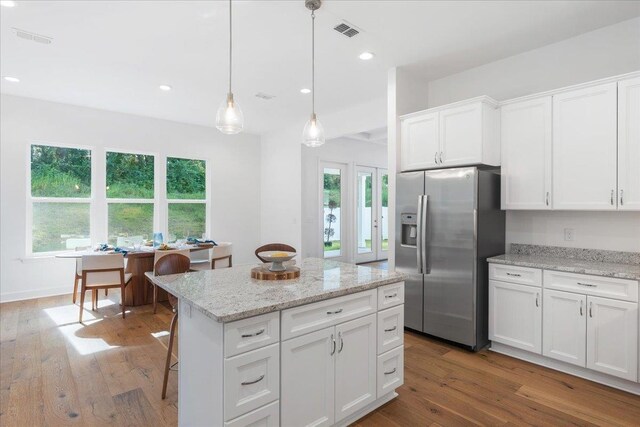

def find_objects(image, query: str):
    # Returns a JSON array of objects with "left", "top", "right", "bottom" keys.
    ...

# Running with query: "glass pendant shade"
[
  {"left": 302, "top": 113, "right": 325, "bottom": 147},
  {"left": 216, "top": 93, "right": 244, "bottom": 135}
]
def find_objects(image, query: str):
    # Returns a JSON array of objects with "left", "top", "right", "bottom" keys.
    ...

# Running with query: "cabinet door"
[
  {"left": 586, "top": 296, "right": 638, "bottom": 381},
  {"left": 553, "top": 83, "right": 617, "bottom": 210},
  {"left": 400, "top": 112, "right": 440, "bottom": 171},
  {"left": 281, "top": 328, "right": 335, "bottom": 427},
  {"left": 334, "top": 314, "right": 377, "bottom": 423},
  {"left": 439, "top": 102, "right": 482, "bottom": 167},
  {"left": 489, "top": 280, "right": 542, "bottom": 353},
  {"left": 542, "top": 290, "right": 586, "bottom": 367},
  {"left": 501, "top": 97, "right": 552, "bottom": 209},
  {"left": 618, "top": 76, "right": 640, "bottom": 211}
]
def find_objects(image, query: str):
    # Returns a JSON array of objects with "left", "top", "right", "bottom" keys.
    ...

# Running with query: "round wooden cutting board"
[{"left": 251, "top": 265, "right": 300, "bottom": 280}]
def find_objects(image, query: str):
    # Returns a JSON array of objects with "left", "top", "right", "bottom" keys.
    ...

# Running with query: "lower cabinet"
[
  {"left": 224, "top": 401, "right": 279, "bottom": 427},
  {"left": 489, "top": 280, "right": 542, "bottom": 353},
  {"left": 543, "top": 289, "right": 586, "bottom": 366},
  {"left": 281, "top": 314, "right": 377, "bottom": 426}
]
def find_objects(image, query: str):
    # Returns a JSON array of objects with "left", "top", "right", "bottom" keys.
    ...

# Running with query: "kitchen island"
[{"left": 145, "top": 258, "right": 405, "bottom": 427}]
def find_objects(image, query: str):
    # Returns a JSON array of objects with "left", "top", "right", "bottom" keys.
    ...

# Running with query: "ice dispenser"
[{"left": 400, "top": 213, "right": 417, "bottom": 247}]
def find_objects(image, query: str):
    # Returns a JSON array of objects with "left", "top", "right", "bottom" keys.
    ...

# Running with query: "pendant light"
[
  {"left": 216, "top": 0, "right": 244, "bottom": 134},
  {"left": 302, "top": 0, "right": 325, "bottom": 147}
]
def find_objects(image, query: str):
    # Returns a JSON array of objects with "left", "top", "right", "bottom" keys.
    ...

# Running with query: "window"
[
  {"left": 29, "top": 144, "right": 92, "bottom": 253},
  {"left": 106, "top": 151, "right": 154, "bottom": 246},
  {"left": 323, "top": 167, "right": 342, "bottom": 258},
  {"left": 166, "top": 157, "right": 207, "bottom": 242}
]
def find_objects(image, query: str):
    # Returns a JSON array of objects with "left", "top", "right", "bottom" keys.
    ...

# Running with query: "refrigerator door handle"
[
  {"left": 421, "top": 195, "right": 429, "bottom": 274},
  {"left": 416, "top": 195, "right": 424, "bottom": 273}
]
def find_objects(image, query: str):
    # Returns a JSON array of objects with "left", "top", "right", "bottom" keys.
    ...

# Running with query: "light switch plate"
[{"left": 564, "top": 228, "right": 574, "bottom": 241}]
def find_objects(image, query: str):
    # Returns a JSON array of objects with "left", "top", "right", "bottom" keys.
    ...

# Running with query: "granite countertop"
[
  {"left": 488, "top": 254, "right": 640, "bottom": 281},
  {"left": 145, "top": 258, "right": 405, "bottom": 323}
]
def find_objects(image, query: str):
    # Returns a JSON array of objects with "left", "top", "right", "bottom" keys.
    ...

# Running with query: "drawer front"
[
  {"left": 378, "top": 282, "right": 405, "bottom": 310},
  {"left": 490, "top": 263, "right": 542, "bottom": 287},
  {"left": 225, "top": 312, "right": 280, "bottom": 358},
  {"left": 224, "top": 343, "right": 280, "bottom": 421},
  {"left": 224, "top": 401, "right": 279, "bottom": 427},
  {"left": 377, "top": 305, "right": 404, "bottom": 354},
  {"left": 281, "top": 290, "right": 377, "bottom": 340},
  {"left": 377, "top": 345, "right": 404, "bottom": 398},
  {"left": 544, "top": 270, "right": 639, "bottom": 302}
]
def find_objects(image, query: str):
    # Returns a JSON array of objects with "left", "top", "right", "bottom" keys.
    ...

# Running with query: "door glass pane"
[
  {"left": 32, "top": 203, "right": 90, "bottom": 252},
  {"left": 108, "top": 203, "right": 153, "bottom": 246},
  {"left": 167, "top": 157, "right": 206, "bottom": 200},
  {"left": 168, "top": 203, "right": 206, "bottom": 242},
  {"left": 381, "top": 173, "right": 389, "bottom": 251},
  {"left": 106, "top": 152, "right": 154, "bottom": 199},
  {"left": 31, "top": 145, "right": 91, "bottom": 197},
  {"left": 357, "top": 171, "right": 373, "bottom": 254},
  {"left": 323, "top": 168, "right": 341, "bottom": 257}
]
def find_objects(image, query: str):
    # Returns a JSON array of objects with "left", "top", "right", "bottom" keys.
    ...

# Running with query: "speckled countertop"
[
  {"left": 488, "top": 244, "right": 640, "bottom": 281},
  {"left": 145, "top": 258, "right": 405, "bottom": 322}
]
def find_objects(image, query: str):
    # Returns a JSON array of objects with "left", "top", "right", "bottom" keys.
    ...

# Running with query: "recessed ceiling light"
[
  {"left": 359, "top": 51, "right": 375, "bottom": 61},
  {"left": 0, "top": 1, "right": 16, "bottom": 8},
  {"left": 300, "top": 88, "right": 311, "bottom": 94},
  {"left": 159, "top": 84, "right": 172, "bottom": 91},
  {"left": 3, "top": 76, "right": 20, "bottom": 83}
]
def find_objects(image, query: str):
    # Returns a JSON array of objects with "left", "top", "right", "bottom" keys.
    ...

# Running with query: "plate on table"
[{"left": 258, "top": 251, "right": 296, "bottom": 272}]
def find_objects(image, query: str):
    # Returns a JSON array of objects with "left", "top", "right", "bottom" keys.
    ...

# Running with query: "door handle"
[
  {"left": 535, "top": 293, "right": 539, "bottom": 307},
  {"left": 546, "top": 192, "right": 550, "bottom": 206},
  {"left": 416, "top": 195, "right": 424, "bottom": 273},
  {"left": 241, "top": 329, "right": 265, "bottom": 338},
  {"left": 580, "top": 300, "right": 583, "bottom": 316},
  {"left": 434, "top": 152, "right": 439, "bottom": 164},
  {"left": 611, "top": 189, "right": 614, "bottom": 206},
  {"left": 241, "top": 375, "right": 265, "bottom": 386},
  {"left": 439, "top": 151, "right": 443, "bottom": 164},
  {"left": 338, "top": 332, "right": 344, "bottom": 353},
  {"left": 384, "top": 326, "right": 397, "bottom": 332},
  {"left": 384, "top": 368, "right": 397, "bottom": 375},
  {"left": 330, "top": 334, "right": 336, "bottom": 355},
  {"left": 589, "top": 301, "right": 593, "bottom": 318},
  {"left": 620, "top": 189, "right": 624, "bottom": 206},
  {"left": 421, "top": 195, "right": 429, "bottom": 274}
]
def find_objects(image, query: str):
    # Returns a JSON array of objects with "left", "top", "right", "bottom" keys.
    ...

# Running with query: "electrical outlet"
[{"left": 564, "top": 228, "right": 574, "bottom": 241}]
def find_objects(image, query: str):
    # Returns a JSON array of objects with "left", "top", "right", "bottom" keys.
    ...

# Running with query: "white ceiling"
[{"left": 1, "top": 1, "right": 639, "bottom": 135}]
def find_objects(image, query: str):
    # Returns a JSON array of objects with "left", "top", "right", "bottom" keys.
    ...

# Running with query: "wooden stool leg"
[
  {"left": 121, "top": 283, "right": 126, "bottom": 319},
  {"left": 162, "top": 311, "right": 178, "bottom": 399},
  {"left": 79, "top": 289, "right": 86, "bottom": 323},
  {"left": 73, "top": 276, "right": 79, "bottom": 304},
  {"left": 153, "top": 284, "right": 158, "bottom": 314}
]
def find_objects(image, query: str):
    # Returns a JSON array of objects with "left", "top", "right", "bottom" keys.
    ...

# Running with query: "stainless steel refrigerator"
[{"left": 395, "top": 167, "right": 505, "bottom": 350}]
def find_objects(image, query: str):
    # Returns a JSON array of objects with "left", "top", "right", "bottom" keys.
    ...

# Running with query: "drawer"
[
  {"left": 377, "top": 345, "right": 404, "bottom": 398},
  {"left": 225, "top": 401, "right": 279, "bottom": 427},
  {"left": 225, "top": 312, "right": 279, "bottom": 358},
  {"left": 281, "top": 289, "right": 377, "bottom": 340},
  {"left": 224, "top": 343, "right": 279, "bottom": 421},
  {"left": 490, "top": 263, "right": 542, "bottom": 287},
  {"left": 378, "top": 305, "right": 404, "bottom": 354},
  {"left": 378, "top": 282, "right": 405, "bottom": 310},
  {"left": 544, "top": 270, "right": 639, "bottom": 302}
]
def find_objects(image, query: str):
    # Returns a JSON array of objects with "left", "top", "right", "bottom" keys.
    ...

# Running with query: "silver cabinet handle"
[
  {"left": 546, "top": 192, "right": 550, "bottom": 206},
  {"left": 330, "top": 334, "right": 336, "bottom": 355},
  {"left": 327, "top": 308, "right": 343, "bottom": 315},
  {"left": 577, "top": 282, "right": 597, "bottom": 288},
  {"left": 535, "top": 292, "right": 539, "bottom": 307},
  {"left": 611, "top": 189, "right": 614, "bottom": 205},
  {"left": 384, "top": 326, "right": 397, "bottom": 332},
  {"left": 241, "top": 374, "right": 265, "bottom": 386},
  {"left": 385, "top": 293, "right": 398, "bottom": 299},
  {"left": 620, "top": 189, "right": 624, "bottom": 206},
  {"left": 434, "top": 151, "right": 439, "bottom": 164},
  {"left": 439, "top": 151, "right": 443, "bottom": 164},
  {"left": 580, "top": 300, "right": 583, "bottom": 316},
  {"left": 241, "top": 329, "right": 265, "bottom": 338},
  {"left": 384, "top": 368, "right": 397, "bottom": 375},
  {"left": 589, "top": 301, "right": 593, "bottom": 318},
  {"left": 506, "top": 272, "right": 521, "bottom": 277},
  {"left": 338, "top": 332, "right": 344, "bottom": 353}
]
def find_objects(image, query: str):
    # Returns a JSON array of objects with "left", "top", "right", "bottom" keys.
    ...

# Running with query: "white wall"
[
  {"left": 422, "top": 18, "right": 640, "bottom": 253},
  {"left": 260, "top": 97, "right": 387, "bottom": 256},
  {"left": 301, "top": 137, "right": 388, "bottom": 260},
  {"left": 0, "top": 94, "right": 261, "bottom": 302}
]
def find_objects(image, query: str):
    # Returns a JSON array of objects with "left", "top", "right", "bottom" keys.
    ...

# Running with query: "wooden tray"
[{"left": 251, "top": 265, "right": 300, "bottom": 280}]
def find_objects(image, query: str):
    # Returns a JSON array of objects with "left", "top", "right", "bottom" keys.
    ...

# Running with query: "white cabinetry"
[
  {"left": 553, "top": 82, "right": 618, "bottom": 210},
  {"left": 489, "top": 280, "right": 541, "bottom": 353},
  {"left": 500, "top": 97, "right": 552, "bottom": 209},
  {"left": 543, "top": 289, "right": 586, "bottom": 366},
  {"left": 400, "top": 97, "right": 499, "bottom": 171},
  {"left": 618, "top": 76, "right": 640, "bottom": 211}
]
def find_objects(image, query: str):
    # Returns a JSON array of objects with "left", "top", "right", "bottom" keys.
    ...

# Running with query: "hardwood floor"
[{"left": 1, "top": 293, "right": 639, "bottom": 426}]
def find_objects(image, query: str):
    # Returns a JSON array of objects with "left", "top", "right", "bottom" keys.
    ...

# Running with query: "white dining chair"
[
  {"left": 72, "top": 246, "right": 92, "bottom": 304},
  {"left": 79, "top": 253, "right": 132, "bottom": 323},
  {"left": 189, "top": 242, "right": 233, "bottom": 271},
  {"left": 152, "top": 249, "right": 190, "bottom": 314}
]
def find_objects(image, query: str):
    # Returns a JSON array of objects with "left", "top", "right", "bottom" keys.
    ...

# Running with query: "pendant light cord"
[
  {"left": 229, "top": 0, "right": 232, "bottom": 94},
  {"left": 311, "top": 9, "right": 315, "bottom": 116}
]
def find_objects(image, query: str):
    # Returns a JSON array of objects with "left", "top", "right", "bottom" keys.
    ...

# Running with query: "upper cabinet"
[
  {"left": 501, "top": 97, "right": 552, "bottom": 210},
  {"left": 500, "top": 72, "right": 640, "bottom": 211},
  {"left": 618, "top": 76, "right": 640, "bottom": 210},
  {"left": 399, "top": 97, "right": 499, "bottom": 172}
]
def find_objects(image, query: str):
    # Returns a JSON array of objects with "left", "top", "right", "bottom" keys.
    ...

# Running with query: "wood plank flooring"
[{"left": 1, "top": 292, "right": 639, "bottom": 426}]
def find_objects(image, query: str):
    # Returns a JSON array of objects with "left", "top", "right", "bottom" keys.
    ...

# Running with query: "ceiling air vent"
[
  {"left": 333, "top": 21, "right": 360, "bottom": 38},
  {"left": 255, "top": 92, "right": 276, "bottom": 100},
  {"left": 13, "top": 28, "right": 53, "bottom": 44}
]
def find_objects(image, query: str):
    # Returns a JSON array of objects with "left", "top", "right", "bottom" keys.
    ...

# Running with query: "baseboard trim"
[
  {"left": 490, "top": 342, "right": 640, "bottom": 395},
  {"left": 0, "top": 286, "right": 71, "bottom": 304},
  {"left": 335, "top": 391, "right": 398, "bottom": 427}
]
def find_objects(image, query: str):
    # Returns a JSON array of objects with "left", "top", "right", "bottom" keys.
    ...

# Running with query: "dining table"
[{"left": 56, "top": 244, "right": 214, "bottom": 306}]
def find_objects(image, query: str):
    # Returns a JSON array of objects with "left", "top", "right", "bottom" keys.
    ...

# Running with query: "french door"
[
  {"left": 355, "top": 166, "right": 388, "bottom": 263},
  {"left": 321, "top": 162, "right": 348, "bottom": 261}
]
